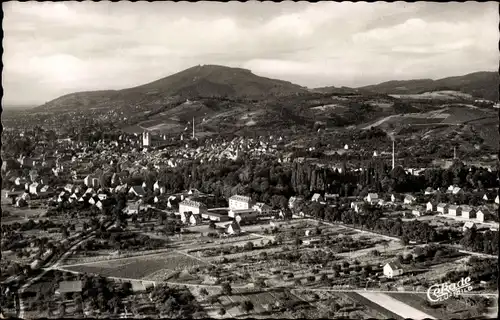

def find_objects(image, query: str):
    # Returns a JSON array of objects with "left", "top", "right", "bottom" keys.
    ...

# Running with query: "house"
[
  {"left": 311, "top": 193, "right": 323, "bottom": 202},
  {"left": 350, "top": 201, "right": 364, "bottom": 213},
  {"left": 252, "top": 202, "right": 272, "bottom": 215},
  {"left": 15, "top": 177, "right": 27, "bottom": 186},
  {"left": 463, "top": 222, "right": 477, "bottom": 232},
  {"left": 448, "top": 205, "right": 461, "bottom": 216},
  {"left": 324, "top": 193, "right": 340, "bottom": 200},
  {"left": 38, "top": 185, "right": 53, "bottom": 197},
  {"left": 96, "top": 198, "right": 114, "bottom": 211},
  {"left": 426, "top": 202, "right": 436, "bottom": 212},
  {"left": 225, "top": 221, "right": 241, "bottom": 235},
  {"left": 129, "top": 186, "right": 146, "bottom": 198},
  {"left": 461, "top": 206, "right": 476, "bottom": 219},
  {"left": 29, "top": 182, "right": 41, "bottom": 195},
  {"left": 446, "top": 185, "right": 455, "bottom": 194},
  {"left": 125, "top": 201, "right": 144, "bottom": 215},
  {"left": 229, "top": 195, "right": 254, "bottom": 210},
  {"left": 424, "top": 187, "right": 436, "bottom": 195},
  {"left": 288, "top": 196, "right": 304, "bottom": 209},
  {"left": 495, "top": 195, "right": 499, "bottom": 205},
  {"left": 476, "top": 209, "right": 487, "bottom": 222},
  {"left": 391, "top": 194, "right": 401, "bottom": 203},
  {"left": 412, "top": 207, "right": 424, "bottom": 217},
  {"left": 55, "top": 280, "right": 83, "bottom": 295},
  {"left": 153, "top": 181, "right": 162, "bottom": 192},
  {"left": 452, "top": 187, "right": 463, "bottom": 195},
  {"left": 365, "top": 193, "right": 379, "bottom": 203},
  {"left": 403, "top": 195, "right": 416, "bottom": 205},
  {"left": 383, "top": 261, "right": 404, "bottom": 278},
  {"left": 189, "top": 214, "right": 202, "bottom": 226},
  {"left": 84, "top": 175, "right": 100, "bottom": 188},
  {"left": 57, "top": 191, "right": 68, "bottom": 203},
  {"left": 437, "top": 203, "right": 449, "bottom": 215},
  {"left": 64, "top": 184, "right": 75, "bottom": 193},
  {"left": 482, "top": 194, "right": 489, "bottom": 201},
  {"left": 179, "top": 199, "right": 207, "bottom": 216},
  {"left": 21, "top": 192, "right": 31, "bottom": 201},
  {"left": 85, "top": 188, "right": 95, "bottom": 195}
]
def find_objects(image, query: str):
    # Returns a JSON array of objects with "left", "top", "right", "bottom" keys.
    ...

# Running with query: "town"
[
  {"left": 1, "top": 121, "right": 498, "bottom": 319},
  {"left": 2, "top": 2, "right": 499, "bottom": 319}
]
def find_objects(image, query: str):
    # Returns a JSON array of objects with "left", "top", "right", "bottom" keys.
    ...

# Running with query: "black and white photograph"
[{"left": 1, "top": 1, "right": 499, "bottom": 319}]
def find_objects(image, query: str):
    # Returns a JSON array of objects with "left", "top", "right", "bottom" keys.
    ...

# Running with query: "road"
[{"left": 357, "top": 291, "right": 436, "bottom": 319}]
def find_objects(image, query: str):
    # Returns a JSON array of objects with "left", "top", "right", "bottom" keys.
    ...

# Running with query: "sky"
[{"left": 3, "top": 1, "right": 499, "bottom": 106}]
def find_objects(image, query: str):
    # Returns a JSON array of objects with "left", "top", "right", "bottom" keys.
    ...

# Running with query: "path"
[{"left": 357, "top": 291, "right": 435, "bottom": 319}]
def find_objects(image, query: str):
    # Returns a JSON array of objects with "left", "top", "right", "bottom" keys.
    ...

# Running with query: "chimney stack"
[
  {"left": 192, "top": 117, "right": 195, "bottom": 140},
  {"left": 392, "top": 140, "right": 395, "bottom": 170}
]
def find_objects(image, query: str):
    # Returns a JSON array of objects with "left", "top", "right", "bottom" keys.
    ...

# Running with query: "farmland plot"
[{"left": 64, "top": 254, "right": 206, "bottom": 280}]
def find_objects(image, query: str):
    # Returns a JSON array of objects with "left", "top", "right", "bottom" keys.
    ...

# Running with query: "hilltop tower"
[
  {"left": 142, "top": 131, "right": 150, "bottom": 147},
  {"left": 192, "top": 117, "right": 195, "bottom": 140}
]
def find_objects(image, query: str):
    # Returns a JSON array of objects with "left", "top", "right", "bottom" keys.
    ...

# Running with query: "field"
[{"left": 62, "top": 253, "right": 206, "bottom": 280}]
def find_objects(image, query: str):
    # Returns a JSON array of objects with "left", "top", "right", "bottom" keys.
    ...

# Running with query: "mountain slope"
[
  {"left": 35, "top": 65, "right": 309, "bottom": 112},
  {"left": 358, "top": 71, "right": 499, "bottom": 101}
]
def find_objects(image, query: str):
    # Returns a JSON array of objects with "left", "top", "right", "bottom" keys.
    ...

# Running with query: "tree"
[
  {"left": 221, "top": 282, "right": 232, "bottom": 295},
  {"left": 209, "top": 221, "right": 216, "bottom": 229},
  {"left": 239, "top": 300, "right": 254, "bottom": 314},
  {"left": 244, "top": 241, "right": 254, "bottom": 251},
  {"left": 199, "top": 288, "right": 209, "bottom": 297},
  {"left": 218, "top": 308, "right": 226, "bottom": 316}
]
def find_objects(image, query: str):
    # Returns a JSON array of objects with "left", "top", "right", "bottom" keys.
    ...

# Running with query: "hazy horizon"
[{"left": 3, "top": 1, "right": 498, "bottom": 106}]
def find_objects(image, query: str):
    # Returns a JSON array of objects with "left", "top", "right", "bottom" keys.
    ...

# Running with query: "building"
[
  {"left": 365, "top": 193, "right": 379, "bottom": 203},
  {"left": 391, "top": 194, "right": 401, "bottom": 203},
  {"left": 252, "top": 202, "right": 272, "bottom": 215},
  {"left": 225, "top": 221, "right": 241, "bottom": 235},
  {"left": 482, "top": 194, "right": 489, "bottom": 201},
  {"left": 476, "top": 210, "right": 487, "bottom": 222},
  {"left": 351, "top": 201, "right": 364, "bottom": 213},
  {"left": 426, "top": 202, "right": 436, "bottom": 212},
  {"left": 461, "top": 206, "right": 476, "bottom": 219},
  {"left": 448, "top": 205, "right": 461, "bottom": 216},
  {"left": 412, "top": 207, "right": 424, "bottom": 217},
  {"left": 403, "top": 195, "right": 416, "bottom": 205},
  {"left": 129, "top": 186, "right": 146, "bottom": 198},
  {"left": 424, "top": 187, "right": 436, "bottom": 195},
  {"left": 452, "top": 187, "right": 463, "bottom": 195},
  {"left": 311, "top": 193, "right": 323, "bottom": 202},
  {"left": 437, "top": 203, "right": 449, "bottom": 215},
  {"left": 383, "top": 261, "right": 404, "bottom": 278},
  {"left": 463, "top": 222, "right": 477, "bottom": 232},
  {"left": 288, "top": 196, "right": 304, "bottom": 209},
  {"left": 55, "top": 280, "right": 83, "bottom": 295},
  {"left": 229, "top": 195, "right": 254, "bottom": 210},
  {"left": 84, "top": 175, "right": 100, "bottom": 188},
  {"left": 180, "top": 211, "right": 192, "bottom": 224},
  {"left": 179, "top": 199, "right": 207, "bottom": 216},
  {"left": 495, "top": 195, "right": 499, "bottom": 205},
  {"left": 228, "top": 208, "right": 256, "bottom": 219},
  {"left": 189, "top": 214, "right": 202, "bottom": 226},
  {"left": 29, "top": 182, "right": 41, "bottom": 195},
  {"left": 201, "top": 212, "right": 229, "bottom": 222}
]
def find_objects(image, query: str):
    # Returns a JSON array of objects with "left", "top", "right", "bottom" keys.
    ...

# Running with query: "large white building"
[
  {"left": 229, "top": 195, "right": 254, "bottom": 210},
  {"left": 179, "top": 199, "right": 207, "bottom": 216}
]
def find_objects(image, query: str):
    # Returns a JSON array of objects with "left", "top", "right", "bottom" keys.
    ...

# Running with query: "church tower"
[{"left": 142, "top": 132, "right": 150, "bottom": 147}]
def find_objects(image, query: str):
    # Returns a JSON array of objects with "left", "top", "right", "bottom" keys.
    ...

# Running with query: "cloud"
[{"left": 2, "top": 1, "right": 498, "bottom": 105}]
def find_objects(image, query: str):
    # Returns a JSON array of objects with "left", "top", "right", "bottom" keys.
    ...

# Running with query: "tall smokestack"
[
  {"left": 392, "top": 140, "right": 395, "bottom": 170},
  {"left": 192, "top": 117, "right": 195, "bottom": 140}
]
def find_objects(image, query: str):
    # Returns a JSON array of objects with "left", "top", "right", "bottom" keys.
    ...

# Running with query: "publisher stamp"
[{"left": 427, "top": 277, "right": 473, "bottom": 302}]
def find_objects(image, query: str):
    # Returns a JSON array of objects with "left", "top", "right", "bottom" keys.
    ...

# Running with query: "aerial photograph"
[{"left": 1, "top": 1, "right": 499, "bottom": 319}]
